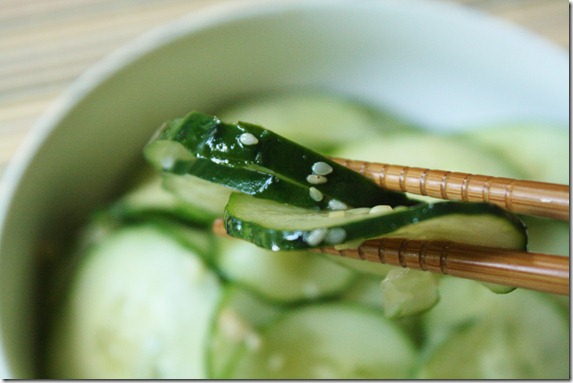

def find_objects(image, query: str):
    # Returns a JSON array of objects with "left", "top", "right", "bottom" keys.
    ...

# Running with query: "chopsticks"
[
  {"left": 211, "top": 158, "right": 570, "bottom": 296},
  {"left": 319, "top": 238, "right": 569, "bottom": 296},
  {"left": 212, "top": 220, "right": 569, "bottom": 296},
  {"left": 331, "top": 157, "right": 570, "bottom": 221}
]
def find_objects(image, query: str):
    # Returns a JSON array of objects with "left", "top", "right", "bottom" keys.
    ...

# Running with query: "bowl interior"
[{"left": 0, "top": 0, "right": 567, "bottom": 377}]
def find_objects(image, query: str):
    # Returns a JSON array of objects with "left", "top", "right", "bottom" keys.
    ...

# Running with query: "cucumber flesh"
[
  {"left": 380, "top": 268, "right": 440, "bottom": 319},
  {"left": 418, "top": 279, "right": 569, "bottom": 379},
  {"left": 144, "top": 111, "right": 412, "bottom": 209},
  {"left": 224, "top": 192, "right": 527, "bottom": 251},
  {"left": 47, "top": 224, "right": 223, "bottom": 379},
  {"left": 108, "top": 164, "right": 232, "bottom": 226},
  {"left": 228, "top": 303, "right": 418, "bottom": 379},
  {"left": 215, "top": 237, "right": 356, "bottom": 303},
  {"left": 207, "top": 285, "right": 283, "bottom": 379}
]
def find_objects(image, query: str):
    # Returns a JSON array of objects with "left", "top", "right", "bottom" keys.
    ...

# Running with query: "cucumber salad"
[{"left": 45, "top": 92, "right": 569, "bottom": 379}]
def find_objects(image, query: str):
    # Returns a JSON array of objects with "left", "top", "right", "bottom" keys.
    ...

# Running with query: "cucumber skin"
[
  {"left": 148, "top": 112, "right": 412, "bottom": 209},
  {"left": 224, "top": 193, "right": 528, "bottom": 251}
]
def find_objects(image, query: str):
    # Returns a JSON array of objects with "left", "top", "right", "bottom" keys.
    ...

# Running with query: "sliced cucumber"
[
  {"left": 216, "top": 237, "right": 357, "bottom": 303},
  {"left": 144, "top": 111, "right": 411, "bottom": 209},
  {"left": 218, "top": 91, "right": 418, "bottom": 153},
  {"left": 228, "top": 302, "right": 418, "bottom": 379},
  {"left": 47, "top": 224, "right": 223, "bottom": 379},
  {"left": 224, "top": 192, "right": 527, "bottom": 251},
  {"left": 207, "top": 285, "right": 283, "bottom": 379},
  {"left": 108, "top": 165, "right": 228, "bottom": 225},
  {"left": 380, "top": 268, "right": 440, "bottom": 319},
  {"left": 418, "top": 280, "right": 569, "bottom": 379},
  {"left": 161, "top": 172, "right": 231, "bottom": 222}
]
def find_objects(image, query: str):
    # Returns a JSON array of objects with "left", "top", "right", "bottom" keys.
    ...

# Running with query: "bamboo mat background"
[{"left": 0, "top": 0, "right": 569, "bottom": 178}]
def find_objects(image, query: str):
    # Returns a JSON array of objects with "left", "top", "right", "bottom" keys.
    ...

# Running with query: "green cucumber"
[
  {"left": 218, "top": 91, "right": 418, "bottom": 153},
  {"left": 161, "top": 172, "right": 231, "bottom": 223},
  {"left": 144, "top": 111, "right": 412, "bottom": 209},
  {"left": 216, "top": 237, "right": 357, "bottom": 303},
  {"left": 418, "top": 279, "right": 569, "bottom": 379},
  {"left": 207, "top": 285, "right": 283, "bottom": 379},
  {"left": 47, "top": 224, "right": 223, "bottom": 379},
  {"left": 224, "top": 192, "right": 527, "bottom": 251},
  {"left": 380, "top": 268, "right": 440, "bottom": 319},
  {"left": 228, "top": 302, "right": 418, "bottom": 379},
  {"left": 108, "top": 165, "right": 228, "bottom": 225}
]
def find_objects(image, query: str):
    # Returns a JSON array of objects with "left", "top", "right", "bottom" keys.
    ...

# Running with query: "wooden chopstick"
[
  {"left": 330, "top": 157, "right": 570, "bottom": 221},
  {"left": 319, "top": 238, "right": 569, "bottom": 296},
  {"left": 212, "top": 220, "right": 569, "bottom": 296}
]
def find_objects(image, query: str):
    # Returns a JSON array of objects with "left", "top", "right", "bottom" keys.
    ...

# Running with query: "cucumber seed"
[
  {"left": 239, "top": 132, "right": 259, "bottom": 145},
  {"left": 306, "top": 174, "right": 328, "bottom": 185},
  {"left": 311, "top": 161, "right": 333, "bottom": 176},
  {"left": 309, "top": 187, "right": 324, "bottom": 202}
]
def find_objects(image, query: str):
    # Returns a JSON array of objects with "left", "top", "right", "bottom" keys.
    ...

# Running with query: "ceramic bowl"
[{"left": 0, "top": 0, "right": 567, "bottom": 377}]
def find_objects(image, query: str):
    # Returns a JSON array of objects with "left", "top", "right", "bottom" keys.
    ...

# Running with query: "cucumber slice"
[
  {"left": 216, "top": 238, "right": 357, "bottom": 303},
  {"left": 218, "top": 91, "right": 418, "bottom": 153},
  {"left": 109, "top": 165, "right": 228, "bottom": 225},
  {"left": 47, "top": 224, "right": 223, "bottom": 379},
  {"left": 161, "top": 172, "right": 231, "bottom": 222},
  {"left": 418, "top": 281, "right": 569, "bottom": 379},
  {"left": 144, "top": 111, "right": 411, "bottom": 209},
  {"left": 207, "top": 285, "right": 283, "bottom": 379},
  {"left": 228, "top": 303, "right": 418, "bottom": 379},
  {"left": 380, "top": 268, "right": 440, "bottom": 318},
  {"left": 224, "top": 192, "right": 527, "bottom": 251}
]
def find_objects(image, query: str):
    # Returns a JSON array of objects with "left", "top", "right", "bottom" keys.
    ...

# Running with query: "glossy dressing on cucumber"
[{"left": 145, "top": 112, "right": 412, "bottom": 210}]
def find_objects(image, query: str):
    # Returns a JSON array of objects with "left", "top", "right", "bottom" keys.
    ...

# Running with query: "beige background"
[{"left": 0, "top": 0, "right": 568, "bottom": 177}]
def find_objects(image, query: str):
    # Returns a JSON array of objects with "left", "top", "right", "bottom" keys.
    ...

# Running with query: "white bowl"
[{"left": 0, "top": 0, "right": 567, "bottom": 378}]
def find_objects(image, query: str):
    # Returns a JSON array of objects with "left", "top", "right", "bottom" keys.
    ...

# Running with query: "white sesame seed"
[
  {"left": 325, "top": 228, "right": 347, "bottom": 245},
  {"left": 306, "top": 174, "right": 328, "bottom": 185},
  {"left": 309, "top": 187, "right": 324, "bottom": 202},
  {"left": 311, "top": 161, "right": 333, "bottom": 176},
  {"left": 369, "top": 205, "right": 393, "bottom": 215},
  {"left": 239, "top": 132, "right": 259, "bottom": 145},
  {"left": 328, "top": 199, "right": 348, "bottom": 211},
  {"left": 305, "top": 228, "right": 328, "bottom": 246}
]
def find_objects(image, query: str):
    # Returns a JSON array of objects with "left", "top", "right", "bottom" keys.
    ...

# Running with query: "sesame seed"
[
  {"left": 309, "top": 187, "right": 324, "bottom": 202},
  {"left": 325, "top": 228, "right": 347, "bottom": 245},
  {"left": 369, "top": 205, "right": 393, "bottom": 215},
  {"left": 239, "top": 132, "right": 259, "bottom": 145},
  {"left": 306, "top": 174, "right": 328, "bottom": 185},
  {"left": 304, "top": 228, "right": 328, "bottom": 246},
  {"left": 328, "top": 199, "right": 348, "bottom": 211},
  {"left": 311, "top": 161, "right": 333, "bottom": 176}
]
